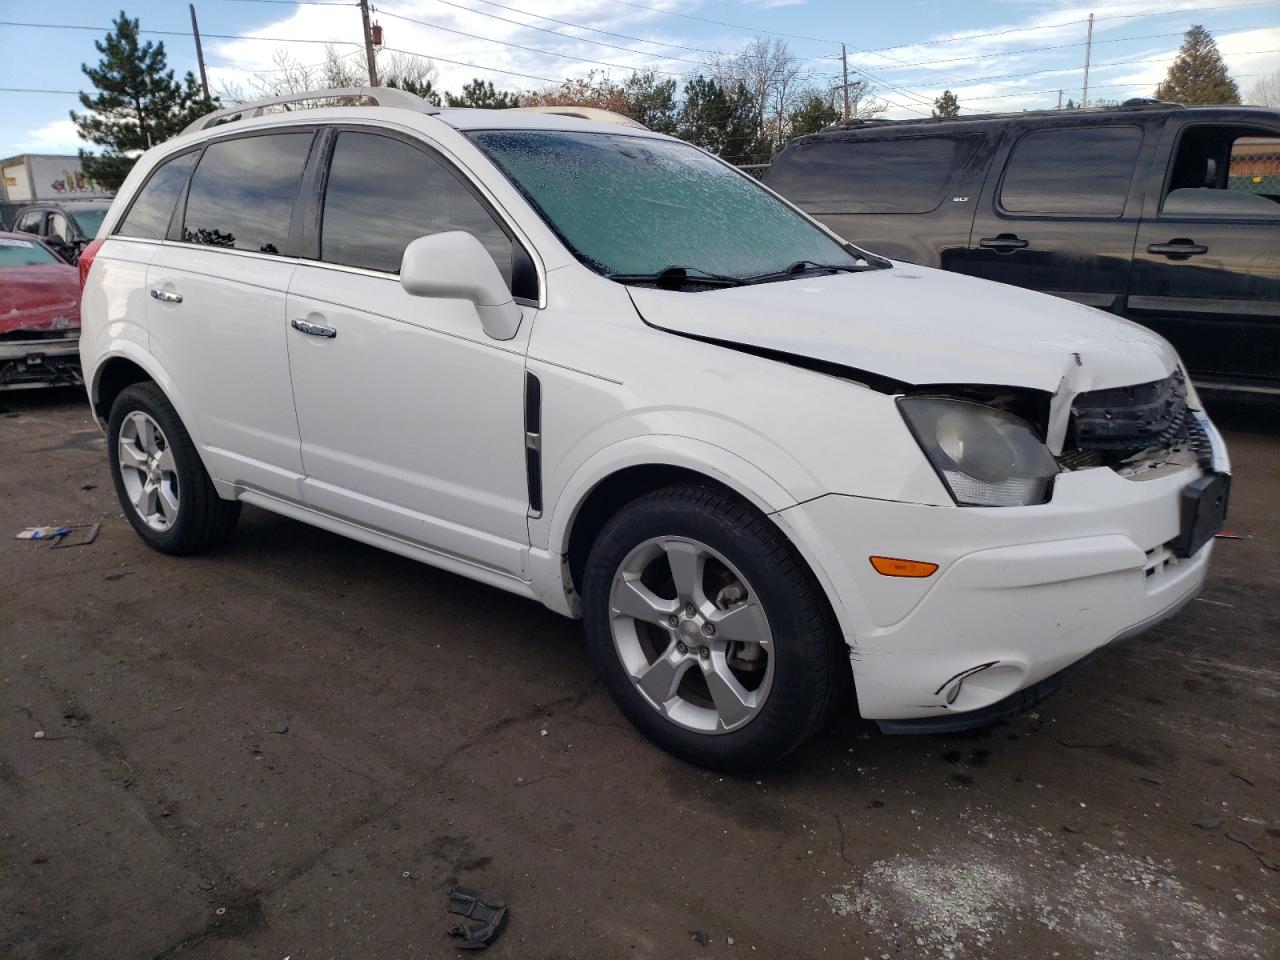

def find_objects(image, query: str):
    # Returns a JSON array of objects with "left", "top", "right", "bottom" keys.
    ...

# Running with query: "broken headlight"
[{"left": 898, "top": 397, "right": 1059, "bottom": 507}]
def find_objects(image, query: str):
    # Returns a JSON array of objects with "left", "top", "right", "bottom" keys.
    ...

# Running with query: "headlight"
[{"left": 898, "top": 397, "right": 1059, "bottom": 507}]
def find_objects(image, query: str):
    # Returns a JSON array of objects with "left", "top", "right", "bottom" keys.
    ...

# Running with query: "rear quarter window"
[
  {"left": 766, "top": 135, "right": 978, "bottom": 214},
  {"left": 117, "top": 151, "right": 198, "bottom": 240}
]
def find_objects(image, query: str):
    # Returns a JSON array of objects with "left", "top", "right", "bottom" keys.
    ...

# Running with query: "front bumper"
[
  {"left": 0, "top": 336, "right": 83, "bottom": 390},
  {"left": 775, "top": 458, "right": 1221, "bottom": 723}
]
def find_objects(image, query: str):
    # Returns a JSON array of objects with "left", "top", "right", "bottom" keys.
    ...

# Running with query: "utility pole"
[
  {"left": 189, "top": 4, "right": 210, "bottom": 101},
  {"left": 1081, "top": 12, "right": 1094, "bottom": 107},
  {"left": 841, "top": 44, "right": 850, "bottom": 122},
  {"left": 359, "top": 0, "right": 379, "bottom": 87},
  {"left": 1056, "top": 89, "right": 1063, "bottom": 110}
]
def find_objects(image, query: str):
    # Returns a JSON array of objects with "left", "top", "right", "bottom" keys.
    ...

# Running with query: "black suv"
[
  {"left": 764, "top": 102, "right": 1280, "bottom": 394},
  {"left": 11, "top": 199, "right": 112, "bottom": 264}
]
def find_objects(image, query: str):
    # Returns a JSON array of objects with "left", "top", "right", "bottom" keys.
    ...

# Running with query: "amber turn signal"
[{"left": 869, "top": 556, "right": 939, "bottom": 578}]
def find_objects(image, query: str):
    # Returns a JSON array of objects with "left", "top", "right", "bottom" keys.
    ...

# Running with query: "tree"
[
  {"left": 841, "top": 78, "right": 887, "bottom": 121},
  {"left": 520, "top": 70, "right": 629, "bottom": 113},
  {"left": 788, "top": 94, "right": 838, "bottom": 137},
  {"left": 71, "top": 11, "right": 217, "bottom": 189},
  {"left": 678, "top": 75, "right": 767, "bottom": 165},
  {"left": 714, "top": 37, "right": 803, "bottom": 155},
  {"left": 932, "top": 89, "right": 960, "bottom": 118},
  {"left": 622, "top": 71, "right": 679, "bottom": 134},
  {"left": 446, "top": 78, "right": 520, "bottom": 109},
  {"left": 1153, "top": 25, "right": 1241, "bottom": 105},
  {"left": 1250, "top": 69, "right": 1280, "bottom": 107}
]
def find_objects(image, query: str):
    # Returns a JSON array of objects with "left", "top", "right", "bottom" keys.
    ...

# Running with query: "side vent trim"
[{"left": 525, "top": 371, "right": 543, "bottom": 517}]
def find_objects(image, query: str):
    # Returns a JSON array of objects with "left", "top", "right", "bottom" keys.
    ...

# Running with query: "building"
[{"left": 1, "top": 153, "right": 113, "bottom": 202}]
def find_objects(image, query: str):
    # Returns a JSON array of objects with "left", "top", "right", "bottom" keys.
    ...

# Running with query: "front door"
[
  {"left": 285, "top": 128, "right": 534, "bottom": 577},
  {"left": 1128, "top": 120, "right": 1280, "bottom": 387},
  {"left": 961, "top": 120, "right": 1150, "bottom": 313}
]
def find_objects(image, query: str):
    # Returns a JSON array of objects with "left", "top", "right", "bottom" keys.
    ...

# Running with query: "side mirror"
[{"left": 399, "top": 231, "right": 523, "bottom": 341}]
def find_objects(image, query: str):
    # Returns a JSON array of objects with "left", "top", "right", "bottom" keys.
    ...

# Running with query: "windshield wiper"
[
  {"left": 742, "top": 259, "right": 869, "bottom": 285},
  {"left": 606, "top": 265, "right": 746, "bottom": 288}
]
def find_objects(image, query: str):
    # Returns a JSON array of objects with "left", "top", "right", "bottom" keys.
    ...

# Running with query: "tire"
[
  {"left": 582, "top": 481, "right": 849, "bottom": 772},
  {"left": 107, "top": 382, "right": 240, "bottom": 554}
]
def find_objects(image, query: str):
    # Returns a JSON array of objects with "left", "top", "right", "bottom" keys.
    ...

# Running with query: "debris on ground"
[
  {"left": 447, "top": 885, "right": 507, "bottom": 950},
  {"left": 15, "top": 522, "right": 99, "bottom": 546},
  {"left": 1194, "top": 816, "right": 1225, "bottom": 830},
  {"left": 16, "top": 525, "right": 70, "bottom": 541},
  {"left": 689, "top": 929, "right": 710, "bottom": 946}
]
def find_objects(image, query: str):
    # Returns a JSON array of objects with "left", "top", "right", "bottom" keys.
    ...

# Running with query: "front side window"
[
  {"left": 767, "top": 135, "right": 978, "bottom": 214},
  {"left": 0, "top": 236, "right": 59, "bottom": 267},
  {"left": 118, "top": 151, "right": 198, "bottom": 240},
  {"left": 320, "top": 131, "right": 513, "bottom": 283},
  {"left": 469, "top": 130, "right": 861, "bottom": 280},
  {"left": 183, "top": 133, "right": 313, "bottom": 254},
  {"left": 1159, "top": 125, "right": 1280, "bottom": 218},
  {"left": 1000, "top": 126, "right": 1142, "bottom": 217},
  {"left": 72, "top": 208, "right": 108, "bottom": 239}
]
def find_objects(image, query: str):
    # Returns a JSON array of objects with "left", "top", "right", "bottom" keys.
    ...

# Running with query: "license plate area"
[{"left": 1172, "top": 473, "right": 1230, "bottom": 559}]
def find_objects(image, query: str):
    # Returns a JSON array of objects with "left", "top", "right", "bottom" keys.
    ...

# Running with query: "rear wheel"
[
  {"left": 582, "top": 482, "right": 848, "bottom": 771},
  {"left": 107, "top": 383, "right": 239, "bottom": 554}
]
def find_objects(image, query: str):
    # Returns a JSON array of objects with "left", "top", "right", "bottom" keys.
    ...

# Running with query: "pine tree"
[
  {"left": 445, "top": 79, "right": 520, "bottom": 109},
  {"left": 1153, "top": 25, "right": 1241, "bottom": 105},
  {"left": 932, "top": 90, "right": 960, "bottom": 118},
  {"left": 71, "top": 12, "right": 217, "bottom": 190},
  {"left": 788, "top": 94, "right": 839, "bottom": 137}
]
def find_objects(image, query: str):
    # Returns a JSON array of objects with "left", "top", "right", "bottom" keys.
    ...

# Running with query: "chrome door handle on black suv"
[
  {"left": 1147, "top": 239, "right": 1208, "bottom": 259},
  {"left": 978, "top": 234, "right": 1029, "bottom": 253}
]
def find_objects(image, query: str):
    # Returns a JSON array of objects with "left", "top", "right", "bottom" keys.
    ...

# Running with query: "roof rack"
[
  {"left": 181, "top": 87, "right": 440, "bottom": 136},
  {"left": 829, "top": 98, "right": 1185, "bottom": 131}
]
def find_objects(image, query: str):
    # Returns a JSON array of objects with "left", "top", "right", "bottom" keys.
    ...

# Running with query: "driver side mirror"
[{"left": 399, "top": 231, "right": 523, "bottom": 341}]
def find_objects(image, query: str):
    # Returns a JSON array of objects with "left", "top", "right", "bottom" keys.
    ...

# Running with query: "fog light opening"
[{"left": 945, "top": 681, "right": 961, "bottom": 705}]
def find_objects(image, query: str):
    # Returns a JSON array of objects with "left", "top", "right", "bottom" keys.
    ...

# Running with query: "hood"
[
  {"left": 626, "top": 264, "right": 1177, "bottom": 395},
  {"left": 0, "top": 264, "right": 81, "bottom": 335}
]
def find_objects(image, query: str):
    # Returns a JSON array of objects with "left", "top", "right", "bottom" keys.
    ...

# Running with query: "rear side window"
[
  {"left": 767, "top": 135, "right": 974, "bottom": 214},
  {"left": 118, "top": 151, "right": 198, "bottom": 240},
  {"left": 319, "top": 131, "right": 513, "bottom": 283},
  {"left": 182, "top": 133, "right": 312, "bottom": 254},
  {"left": 1000, "top": 126, "right": 1142, "bottom": 217}
]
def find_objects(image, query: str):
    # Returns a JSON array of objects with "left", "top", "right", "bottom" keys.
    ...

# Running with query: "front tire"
[
  {"left": 107, "top": 382, "right": 240, "bottom": 554},
  {"left": 582, "top": 482, "right": 848, "bottom": 771}
]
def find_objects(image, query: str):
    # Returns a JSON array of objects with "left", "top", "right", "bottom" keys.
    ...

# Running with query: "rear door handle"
[
  {"left": 1147, "top": 239, "right": 1207, "bottom": 258},
  {"left": 150, "top": 288, "right": 182, "bottom": 303},
  {"left": 291, "top": 318, "right": 337, "bottom": 339},
  {"left": 978, "top": 234, "right": 1029, "bottom": 252}
]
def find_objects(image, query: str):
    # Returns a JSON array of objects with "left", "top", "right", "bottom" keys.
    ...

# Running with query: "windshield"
[
  {"left": 72, "top": 208, "right": 108, "bottom": 238},
  {"left": 0, "top": 237, "right": 58, "bottom": 266},
  {"left": 468, "top": 130, "right": 861, "bottom": 281}
]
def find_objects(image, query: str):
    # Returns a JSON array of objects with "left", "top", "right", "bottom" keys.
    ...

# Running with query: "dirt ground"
[{"left": 1, "top": 387, "right": 1277, "bottom": 960}]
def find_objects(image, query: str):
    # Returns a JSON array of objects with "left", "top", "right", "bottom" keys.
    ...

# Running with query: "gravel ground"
[{"left": 1, "top": 388, "right": 1277, "bottom": 960}]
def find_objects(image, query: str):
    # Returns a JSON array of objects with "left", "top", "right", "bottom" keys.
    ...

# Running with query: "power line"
[
  {"left": 379, "top": 44, "right": 558, "bottom": 83},
  {"left": 0, "top": 87, "right": 81, "bottom": 94},
  {"left": 0, "top": 19, "right": 364, "bottom": 45},
  {"left": 596, "top": 0, "right": 836, "bottom": 47}
]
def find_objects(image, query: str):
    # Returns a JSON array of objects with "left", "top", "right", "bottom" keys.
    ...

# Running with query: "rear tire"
[
  {"left": 107, "top": 382, "right": 239, "bottom": 554},
  {"left": 582, "top": 481, "right": 848, "bottom": 771}
]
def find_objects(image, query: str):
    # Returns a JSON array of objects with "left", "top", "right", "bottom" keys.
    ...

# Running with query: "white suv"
[{"left": 79, "top": 88, "right": 1230, "bottom": 770}]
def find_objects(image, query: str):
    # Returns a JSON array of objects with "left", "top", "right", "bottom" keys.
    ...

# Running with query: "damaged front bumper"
[
  {"left": 0, "top": 334, "right": 83, "bottom": 390},
  {"left": 774, "top": 448, "right": 1224, "bottom": 728}
]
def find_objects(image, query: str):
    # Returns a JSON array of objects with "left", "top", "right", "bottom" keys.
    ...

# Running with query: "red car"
[{"left": 0, "top": 231, "right": 82, "bottom": 389}]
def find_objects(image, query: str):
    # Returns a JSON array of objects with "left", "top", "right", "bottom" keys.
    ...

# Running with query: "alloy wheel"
[{"left": 117, "top": 411, "right": 180, "bottom": 532}]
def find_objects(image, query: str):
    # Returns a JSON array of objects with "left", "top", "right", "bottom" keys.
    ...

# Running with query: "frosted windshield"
[{"left": 469, "top": 130, "right": 858, "bottom": 279}]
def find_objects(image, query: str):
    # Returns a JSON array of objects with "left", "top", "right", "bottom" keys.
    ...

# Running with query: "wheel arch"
[{"left": 89, "top": 346, "right": 210, "bottom": 458}]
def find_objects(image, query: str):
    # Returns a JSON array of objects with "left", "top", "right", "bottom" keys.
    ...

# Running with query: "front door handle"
[
  {"left": 978, "top": 234, "right": 1029, "bottom": 253},
  {"left": 149, "top": 288, "right": 182, "bottom": 303},
  {"left": 1147, "top": 239, "right": 1208, "bottom": 258},
  {"left": 291, "top": 318, "right": 337, "bottom": 339}
]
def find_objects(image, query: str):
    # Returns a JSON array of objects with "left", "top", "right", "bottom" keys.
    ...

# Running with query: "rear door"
[
  {"left": 284, "top": 126, "right": 535, "bottom": 577},
  {"left": 1128, "top": 119, "right": 1280, "bottom": 387},
  {"left": 146, "top": 130, "right": 315, "bottom": 498},
  {"left": 962, "top": 118, "right": 1153, "bottom": 313}
]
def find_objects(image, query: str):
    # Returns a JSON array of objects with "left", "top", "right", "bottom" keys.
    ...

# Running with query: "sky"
[{"left": 1, "top": 0, "right": 1278, "bottom": 157}]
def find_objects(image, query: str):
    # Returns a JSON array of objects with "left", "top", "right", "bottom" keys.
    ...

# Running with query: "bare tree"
[
  {"left": 1250, "top": 69, "right": 1280, "bottom": 107},
  {"left": 217, "top": 45, "right": 439, "bottom": 107},
  {"left": 714, "top": 38, "right": 804, "bottom": 154}
]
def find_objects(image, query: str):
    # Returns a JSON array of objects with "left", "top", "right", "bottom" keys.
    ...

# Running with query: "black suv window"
[
  {"left": 1160, "top": 125, "right": 1280, "bottom": 218},
  {"left": 118, "top": 151, "right": 198, "bottom": 240},
  {"left": 767, "top": 135, "right": 975, "bottom": 214},
  {"left": 183, "top": 133, "right": 313, "bottom": 254},
  {"left": 319, "top": 130, "right": 514, "bottom": 284},
  {"left": 1000, "top": 126, "right": 1142, "bottom": 217}
]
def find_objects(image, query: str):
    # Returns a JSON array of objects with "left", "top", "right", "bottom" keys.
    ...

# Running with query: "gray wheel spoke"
[
  {"left": 709, "top": 601, "right": 770, "bottom": 648},
  {"left": 134, "top": 414, "right": 156, "bottom": 452},
  {"left": 613, "top": 579, "right": 679, "bottom": 626},
  {"left": 704, "top": 654, "right": 756, "bottom": 729},
  {"left": 635, "top": 642, "right": 692, "bottom": 707},
  {"left": 135, "top": 481, "right": 156, "bottom": 518},
  {"left": 118, "top": 439, "right": 147, "bottom": 472},
  {"left": 157, "top": 482, "right": 179, "bottom": 520},
  {"left": 664, "top": 539, "right": 706, "bottom": 605},
  {"left": 155, "top": 448, "right": 176, "bottom": 474}
]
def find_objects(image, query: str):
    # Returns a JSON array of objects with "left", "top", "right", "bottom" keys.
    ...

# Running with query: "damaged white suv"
[{"left": 79, "top": 89, "right": 1230, "bottom": 770}]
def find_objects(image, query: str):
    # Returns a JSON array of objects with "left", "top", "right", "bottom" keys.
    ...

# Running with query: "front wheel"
[{"left": 582, "top": 482, "right": 848, "bottom": 771}]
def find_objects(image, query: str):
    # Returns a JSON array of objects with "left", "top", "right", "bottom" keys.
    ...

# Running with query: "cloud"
[{"left": 15, "top": 119, "right": 90, "bottom": 155}]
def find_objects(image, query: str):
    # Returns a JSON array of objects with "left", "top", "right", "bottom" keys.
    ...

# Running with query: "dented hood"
[
  {"left": 627, "top": 263, "right": 1178, "bottom": 394},
  {"left": 0, "top": 264, "right": 81, "bottom": 335}
]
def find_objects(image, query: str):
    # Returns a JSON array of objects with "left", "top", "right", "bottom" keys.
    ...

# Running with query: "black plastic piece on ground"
[
  {"left": 447, "top": 886, "right": 508, "bottom": 950},
  {"left": 874, "top": 649, "right": 1104, "bottom": 735}
]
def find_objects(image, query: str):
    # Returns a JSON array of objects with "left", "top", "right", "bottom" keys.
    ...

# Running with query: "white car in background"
[{"left": 78, "top": 89, "right": 1230, "bottom": 770}]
